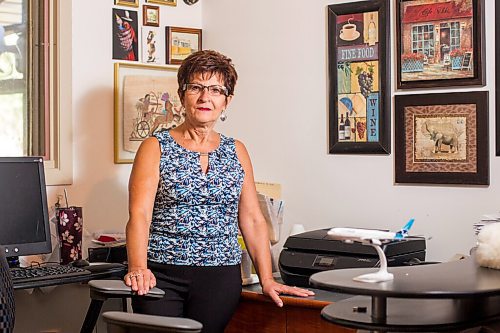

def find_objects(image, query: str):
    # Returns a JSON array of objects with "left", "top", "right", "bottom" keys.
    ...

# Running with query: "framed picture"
[
  {"left": 395, "top": 91, "right": 488, "bottom": 185},
  {"left": 114, "top": 63, "right": 185, "bottom": 163},
  {"left": 396, "top": 0, "right": 485, "bottom": 89},
  {"left": 143, "top": 5, "right": 160, "bottom": 27},
  {"left": 142, "top": 27, "right": 165, "bottom": 64},
  {"left": 146, "top": 0, "right": 176, "bottom": 6},
  {"left": 112, "top": 9, "right": 139, "bottom": 61},
  {"left": 496, "top": 2, "right": 500, "bottom": 156},
  {"left": 327, "top": 0, "right": 391, "bottom": 154},
  {"left": 165, "top": 26, "right": 202, "bottom": 65},
  {"left": 115, "top": 0, "right": 139, "bottom": 7}
]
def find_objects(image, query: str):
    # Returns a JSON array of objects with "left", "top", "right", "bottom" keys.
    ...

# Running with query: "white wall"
[
  {"left": 204, "top": 0, "right": 498, "bottom": 261},
  {"left": 47, "top": 0, "right": 202, "bottom": 244}
]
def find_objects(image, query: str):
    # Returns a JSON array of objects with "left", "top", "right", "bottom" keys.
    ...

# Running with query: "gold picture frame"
[
  {"left": 146, "top": 0, "right": 177, "bottom": 6},
  {"left": 114, "top": 62, "right": 184, "bottom": 163},
  {"left": 114, "top": 0, "right": 139, "bottom": 8},
  {"left": 166, "top": 26, "right": 202, "bottom": 65},
  {"left": 143, "top": 5, "right": 160, "bottom": 27}
]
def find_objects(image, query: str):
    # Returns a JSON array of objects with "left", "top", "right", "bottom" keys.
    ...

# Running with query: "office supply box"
[{"left": 279, "top": 229, "right": 426, "bottom": 287}]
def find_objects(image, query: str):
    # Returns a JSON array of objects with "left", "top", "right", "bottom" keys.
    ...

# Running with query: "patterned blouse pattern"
[{"left": 148, "top": 130, "right": 245, "bottom": 266}]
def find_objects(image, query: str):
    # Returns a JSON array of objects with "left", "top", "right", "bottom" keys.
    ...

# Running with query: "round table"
[{"left": 309, "top": 257, "right": 500, "bottom": 332}]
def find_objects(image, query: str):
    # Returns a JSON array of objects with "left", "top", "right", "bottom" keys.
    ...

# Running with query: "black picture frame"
[
  {"left": 396, "top": 0, "right": 485, "bottom": 89},
  {"left": 395, "top": 91, "right": 489, "bottom": 185},
  {"left": 327, "top": 0, "right": 390, "bottom": 154}
]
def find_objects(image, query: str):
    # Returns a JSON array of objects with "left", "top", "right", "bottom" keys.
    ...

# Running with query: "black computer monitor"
[{"left": 0, "top": 157, "right": 51, "bottom": 258}]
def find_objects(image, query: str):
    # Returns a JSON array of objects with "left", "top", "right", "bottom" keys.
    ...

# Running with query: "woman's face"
[{"left": 182, "top": 72, "right": 232, "bottom": 125}]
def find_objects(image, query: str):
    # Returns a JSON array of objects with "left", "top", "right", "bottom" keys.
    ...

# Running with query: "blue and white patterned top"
[{"left": 147, "top": 130, "right": 245, "bottom": 266}]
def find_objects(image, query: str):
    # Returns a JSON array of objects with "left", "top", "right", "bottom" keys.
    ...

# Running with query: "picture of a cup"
[{"left": 340, "top": 23, "right": 360, "bottom": 41}]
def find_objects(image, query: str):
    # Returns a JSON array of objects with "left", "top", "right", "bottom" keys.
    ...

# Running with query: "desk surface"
[
  {"left": 13, "top": 263, "right": 126, "bottom": 290},
  {"left": 241, "top": 277, "right": 352, "bottom": 308},
  {"left": 310, "top": 257, "right": 500, "bottom": 298},
  {"left": 310, "top": 258, "right": 500, "bottom": 332}
]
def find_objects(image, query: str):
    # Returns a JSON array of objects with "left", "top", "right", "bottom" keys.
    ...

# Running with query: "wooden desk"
[{"left": 225, "top": 282, "right": 355, "bottom": 333}]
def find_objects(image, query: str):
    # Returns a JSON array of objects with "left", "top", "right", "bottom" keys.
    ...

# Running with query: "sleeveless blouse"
[{"left": 147, "top": 130, "right": 245, "bottom": 266}]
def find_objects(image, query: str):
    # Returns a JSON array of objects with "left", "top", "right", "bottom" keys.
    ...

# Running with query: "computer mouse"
[{"left": 71, "top": 259, "right": 90, "bottom": 268}]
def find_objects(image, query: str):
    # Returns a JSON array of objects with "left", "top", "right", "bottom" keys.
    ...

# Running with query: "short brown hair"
[{"left": 177, "top": 50, "right": 238, "bottom": 100}]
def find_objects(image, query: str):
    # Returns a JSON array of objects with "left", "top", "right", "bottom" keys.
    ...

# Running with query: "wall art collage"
[
  {"left": 328, "top": 0, "right": 490, "bottom": 186},
  {"left": 112, "top": 0, "right": 200, "bottom": 163}
]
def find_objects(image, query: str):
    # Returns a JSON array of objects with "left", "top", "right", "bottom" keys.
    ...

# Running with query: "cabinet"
[{"left": 225, "top": 287, "right": 354, "bottom": 333}]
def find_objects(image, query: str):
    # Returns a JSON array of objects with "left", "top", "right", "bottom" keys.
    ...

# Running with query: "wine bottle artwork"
[
  {"left": 344, "top": 113, "right": 351, "bottom": 140},
  {"left": 329, "top": 2, "right": 389, "bottom": 154},
  {"left": 339, "top": 114, "right": 345, "bottom": 140},
  {"left": 367, "top": 13, "right": 377, "bottom": 46}
]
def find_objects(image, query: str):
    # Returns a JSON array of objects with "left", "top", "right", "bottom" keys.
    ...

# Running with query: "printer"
[{"left": 279, "top": 229, "right": 426, "bottom": 287}]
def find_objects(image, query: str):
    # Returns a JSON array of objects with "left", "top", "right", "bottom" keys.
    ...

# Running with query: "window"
[
  {"left": 0, "top": 0, "right": 73, "bottom": 184},
  {"left": 0, "top": 0, "right": 45, "bottom": 156},
  {"left": 411, "top": 24, "right": 435, "bottom": 58},
  {"left": 449, "top": 22, "right": 461, "bottom": 51}
]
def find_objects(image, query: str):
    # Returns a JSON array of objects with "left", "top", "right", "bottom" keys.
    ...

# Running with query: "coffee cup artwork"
[{"left": 340, "top": 19, "right": 360, "bottom": 42}]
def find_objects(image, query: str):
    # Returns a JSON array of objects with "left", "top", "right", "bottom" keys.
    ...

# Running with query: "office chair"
[
  {"left": 103, "top": 311, "right": 203, "bottom": 333},
  {"left": 0, "top": 248, "right": 15, "bottom": 333},
  {"left": 82, "top": 280, "right": 202, "bottom": 333}
]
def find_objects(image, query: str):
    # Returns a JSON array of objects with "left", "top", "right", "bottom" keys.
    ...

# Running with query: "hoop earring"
[{"left": 220, "top": 109, "right": 227, "bottom": 122}]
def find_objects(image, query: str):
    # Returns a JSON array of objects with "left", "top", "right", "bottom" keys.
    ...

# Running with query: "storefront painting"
[{"left": 400, "top": 0, "right": 474, "bottom": 82}]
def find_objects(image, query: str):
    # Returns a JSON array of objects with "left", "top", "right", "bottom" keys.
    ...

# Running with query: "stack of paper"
[{"left": 473, "top": 213, "right": 500, "bottom": 235}]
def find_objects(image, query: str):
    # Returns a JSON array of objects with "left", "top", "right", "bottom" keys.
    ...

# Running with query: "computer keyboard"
[{"left": 10, "top": 264, "right": 91, "bottom": 284}]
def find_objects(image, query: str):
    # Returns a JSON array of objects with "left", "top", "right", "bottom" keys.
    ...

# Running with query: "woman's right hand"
[{"left": 124, "top": 268, "right": 156, "bottom": 295}]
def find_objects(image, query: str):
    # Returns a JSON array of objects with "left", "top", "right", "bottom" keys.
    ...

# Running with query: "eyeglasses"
[{"left": 183, "top": 83, "right": 228, "bottom": 96}]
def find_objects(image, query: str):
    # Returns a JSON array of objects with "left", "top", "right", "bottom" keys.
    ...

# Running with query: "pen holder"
[{"left": 56, "top": 207, "right": 83, "bottom": 265}]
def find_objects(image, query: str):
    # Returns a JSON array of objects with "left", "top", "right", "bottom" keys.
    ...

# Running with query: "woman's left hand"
[{"left": 261, "top": 278, "right": 315, "bottom": 307}]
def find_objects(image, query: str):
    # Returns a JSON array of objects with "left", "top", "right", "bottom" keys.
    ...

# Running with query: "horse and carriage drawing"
[{"left": 129, "top": 91, "right": 184, "bottom": 140}]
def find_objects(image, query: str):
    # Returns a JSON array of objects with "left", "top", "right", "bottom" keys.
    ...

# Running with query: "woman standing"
[{"left": 125, "top": 50, "right": 313, "bottom": 333}]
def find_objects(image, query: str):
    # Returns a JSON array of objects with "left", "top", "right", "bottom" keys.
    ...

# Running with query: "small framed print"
[
  {"left": 143, "top": 5, "right": 160, "bottom": 27},
  {"left": 147, "top": 0, "right": 176, "bottom": 6},
  {"left": 142, "top": 27, "right": 165, "bottom": 64},
  {"left": 165, "top": 26, "right": 202, "bottom": 65},
  {"left": 395, "top": 91, "right": 488, "bottom": 185},
  {"left": 115, "top": 0, "right": 139, "bottom": 8},
  {"left": 112, "top": 9, "right": 139, "bottom": 61}
]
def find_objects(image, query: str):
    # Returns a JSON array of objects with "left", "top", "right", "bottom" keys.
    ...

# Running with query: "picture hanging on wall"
[
  {"left": 396, "top": 0, "right": 485, "bottom": 89},
  {"left": 141, "top": 27, "right": 165, "bottom": 64},
  {"left": 114, "top": 63, "right": 185, "bottom": 163},
  {"left": 143, "top": 5, "right": 160, "bottom": 27},
  {"left": 115, "top": 0, "right": 139, "bottom": 8},
  {"left": 146, "top": 0, "right": 176, "bottom": 6},
  {"left": 112, "top": 9, "right": 139, "bottom": 61},
  {"left": 165, "top": 26, "right": 202, "bottom": 65},
  {"left": 327, "top": 0, "right": 391, "bottom": 154},
  {"left": 395, "top": 91, "right": 488, "bottom": 185}
]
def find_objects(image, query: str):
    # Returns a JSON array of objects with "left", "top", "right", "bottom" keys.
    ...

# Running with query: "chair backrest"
[{"left": 0, "top": 248, "right": 15, "bottom": 333}]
